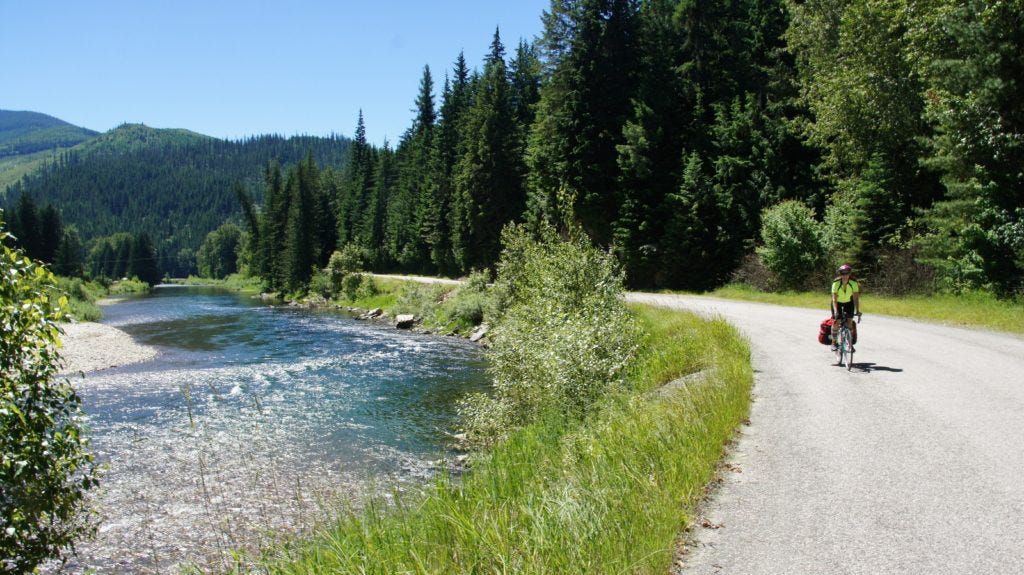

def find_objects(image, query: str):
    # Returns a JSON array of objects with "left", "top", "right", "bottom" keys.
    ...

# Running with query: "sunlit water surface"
[{"left": 57, "top": 287, "right": 488, "bottom": 573}]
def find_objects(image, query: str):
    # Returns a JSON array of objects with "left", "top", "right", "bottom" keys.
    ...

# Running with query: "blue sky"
[{"left": 2, "top": 1, "right": 551, "bottom": 145}]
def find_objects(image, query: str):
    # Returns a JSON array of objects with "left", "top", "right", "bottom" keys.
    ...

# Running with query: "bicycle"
[{"left": 833, "top": 310, "right": 861, "bottom": 370}]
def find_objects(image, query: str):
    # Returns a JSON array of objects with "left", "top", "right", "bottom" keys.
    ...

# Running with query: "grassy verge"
[
  {"left": 707, "top": 283, "right": 1024, "bottom": 334},
  {"left": 179, "top": 273, "right": 266, "bottom": 293},
  {"left": 249, "top": 303, "right": 752, "bottom": 574}
]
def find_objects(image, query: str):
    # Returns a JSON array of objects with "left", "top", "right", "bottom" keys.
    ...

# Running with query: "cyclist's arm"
[
  {"left": 853, "top": 290, "right": 861, "bottom": 315},
  {"left": 831, "top": 291, "right": 839, "bottom": 317}
]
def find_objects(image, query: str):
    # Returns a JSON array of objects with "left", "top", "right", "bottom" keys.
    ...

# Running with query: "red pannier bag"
[{"left": 818, "top": 318, "right": 834, "bottom": 345}]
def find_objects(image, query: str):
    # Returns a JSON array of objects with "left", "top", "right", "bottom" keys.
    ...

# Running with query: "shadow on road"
[{"left": 854, "top": 362, "right": 903, "bottom": 373}]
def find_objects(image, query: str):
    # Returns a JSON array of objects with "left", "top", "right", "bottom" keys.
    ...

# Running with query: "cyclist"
[{"left": 831, "top": 263, "right": 860, "bottom": 351}]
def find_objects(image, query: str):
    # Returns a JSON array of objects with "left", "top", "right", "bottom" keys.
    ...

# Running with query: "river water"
[{"left": 58, "top": 286, "right": 488, "bottom": 573}]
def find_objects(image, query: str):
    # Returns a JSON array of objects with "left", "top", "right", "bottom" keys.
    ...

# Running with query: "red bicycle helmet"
[{"left": 838, "top": 264, "right": 852, "bottom": 274}]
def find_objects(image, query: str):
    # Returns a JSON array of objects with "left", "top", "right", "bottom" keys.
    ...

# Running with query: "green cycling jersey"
[{"left": 831, "top": 278, "right": 859, "bottom": 304}]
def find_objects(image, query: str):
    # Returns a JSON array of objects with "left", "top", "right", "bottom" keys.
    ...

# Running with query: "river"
[{"left": 57, "top": 286, "right": 489, "bottom": 574}]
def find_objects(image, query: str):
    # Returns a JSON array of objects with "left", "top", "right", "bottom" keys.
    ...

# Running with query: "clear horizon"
[{"left": 2, "top": 1, "right": 550, "bottom": 146}]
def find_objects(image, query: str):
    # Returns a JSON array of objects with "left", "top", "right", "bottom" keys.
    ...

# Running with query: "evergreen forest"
[
  {"left": 5, "top": 0, "right": 1022, "bottom": 297},
  {"left": 241, "top": 0, "right": 1023, "bottom": 297},
  {"left": 2, "top": 123, "right": 351, "bottom": 277}
]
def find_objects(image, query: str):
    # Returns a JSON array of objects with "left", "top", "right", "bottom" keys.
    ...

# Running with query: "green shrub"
[
  {"left": 308, "top": 269, "right": 334, "bottom": 299},
  {"left": 354, "top": 275, "right": 379, "bottom": 300},
  {"left": 434, "top": 269, "right": 495, "bottom": 334},
  {"left": 107, "top": 277, "right": 151, "bottom": 295},
  {"left": 758, "top": 200, "right": 829, "bottom": 290},
  {"left": 335, "top": 272, "right": 360, "bottom": 301},
  {"left": 459, "top": 225, "right": 641, "bottom": 445},
  {"left": 327, "top": 245, "right": 367, "bottom": 292},
  {"left": 394, "top": 282, "right": 449, "bottom": 318},
  {"left": 1, "top": 232, "right": 100, "bottom": 572}
]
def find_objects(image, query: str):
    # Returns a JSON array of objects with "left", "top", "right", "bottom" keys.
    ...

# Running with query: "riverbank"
[
  {"left": 255, "top": 303, "right": 753, "bottom": 573},
  {"left": 57, "top": 321, "right": 158, "bottom": 375}
]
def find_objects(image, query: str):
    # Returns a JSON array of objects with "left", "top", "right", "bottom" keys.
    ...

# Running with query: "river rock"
[
  {"left": 395, "top": 314, "right": 417, "bottom": 329},
  {"left": 469, "top": 323, "right": 489, "bottom": 342}
]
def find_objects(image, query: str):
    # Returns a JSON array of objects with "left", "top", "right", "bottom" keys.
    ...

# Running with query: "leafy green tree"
[
  {"left": 1, "top": 225, "right": 99, "bottom": 573},
  {"left": 758, "top": 200, "right": 828, "bottom": 289},
  {"left": 789, "top": 0, "right": 942, "bottom": 267},
  {"left": 196, "top": 222, "right": 242, "bottom": 279}
]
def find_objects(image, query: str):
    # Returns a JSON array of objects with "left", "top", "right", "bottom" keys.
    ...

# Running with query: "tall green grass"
[
  {"left": 51, "top": 277, "right": 105, "bottom": 321},
  {"left": 249, "top": 304, "right": 752, "bottom": 574},
  {"left": 709, "top": 283, "right": 1024, "bottom": 334}
]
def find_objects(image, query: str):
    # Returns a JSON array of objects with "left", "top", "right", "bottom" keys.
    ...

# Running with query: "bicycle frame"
[{"left": 833, "top": 310, "right": 859, "bottom": 370}]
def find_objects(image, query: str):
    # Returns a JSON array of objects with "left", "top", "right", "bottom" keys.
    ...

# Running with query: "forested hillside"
[
  {"left": 241, "top": 0, "right": 1022, "bottom": 297},
  {"left": 3, "top": 124, "right": 350, "bottom": 276},
  {"left": 0, "top": 110, "right": 99, "bottom": 157},
  {"left": 0, "top": 110, "right": 100, "bottom": 191}
]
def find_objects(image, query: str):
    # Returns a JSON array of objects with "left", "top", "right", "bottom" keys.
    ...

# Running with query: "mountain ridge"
[{"left": 0, "top": 110, "right": 100, "bottom": 157}]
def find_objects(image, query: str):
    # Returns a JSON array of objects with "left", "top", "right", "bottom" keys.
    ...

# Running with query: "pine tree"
[
  {"left": 452, "top": 28, "right": 527, "bottom": 271},
  {"left": 53, "top": 227, "right": 85, "bottom": 278},
  {"left": 909, "top": 0, "right": 1024, "bottom": 294},
  {"left": 112, "top": 237, "right": 131, "bottom": 279},
  {"left": 128, "top": 232, "right": 162, "bottom": 285},
  {"left": 659, "top": 152, "right": 740, "bottom": 290},
  {"left": 388, "top": 66, "right": 436, "bottom": 270},
  {"left": 37, "top": 205, "right": 64, "bottom": 264},
  {"left": 282, "top": 155, "right": 320, "bottom": 292},
  {"left": 364, "top": 142, "right": 396, "bottom": 268},
  {"left": 526, "top": 0, "right": 642, "bottom": 246},
  {"left": 337, "top": 111, "right": 374, "bottom": 248},
  {"left": 12, "top": 193, "right": 41, "bottom": 260},
  {"left": 428, "top": 54, "right": 474, "bottom": 274},
  {"left": 613, "top": 0, "right": 690, "bottom": 286},
  {"left": 259, "top": 161, "right": 289, "bottom": 290}
]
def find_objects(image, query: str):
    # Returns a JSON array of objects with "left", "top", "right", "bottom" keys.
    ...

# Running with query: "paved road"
[{"left": 626, "top": 293, "right": 1024, "bottom": 575}]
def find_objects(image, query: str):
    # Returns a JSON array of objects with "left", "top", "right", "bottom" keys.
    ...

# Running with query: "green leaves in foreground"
[{"left": 1, "top": 228, "right": 99, "bottom": 574}]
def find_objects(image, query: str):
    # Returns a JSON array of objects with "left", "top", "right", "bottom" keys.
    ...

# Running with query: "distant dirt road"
[{"left": 626, "top": 293, "right": 1024, "bottom": 575}]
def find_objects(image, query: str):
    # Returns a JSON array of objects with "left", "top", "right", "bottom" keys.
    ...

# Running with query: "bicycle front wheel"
[{"left": 840, "top": 329, "right": 853, "bottom": 370}]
